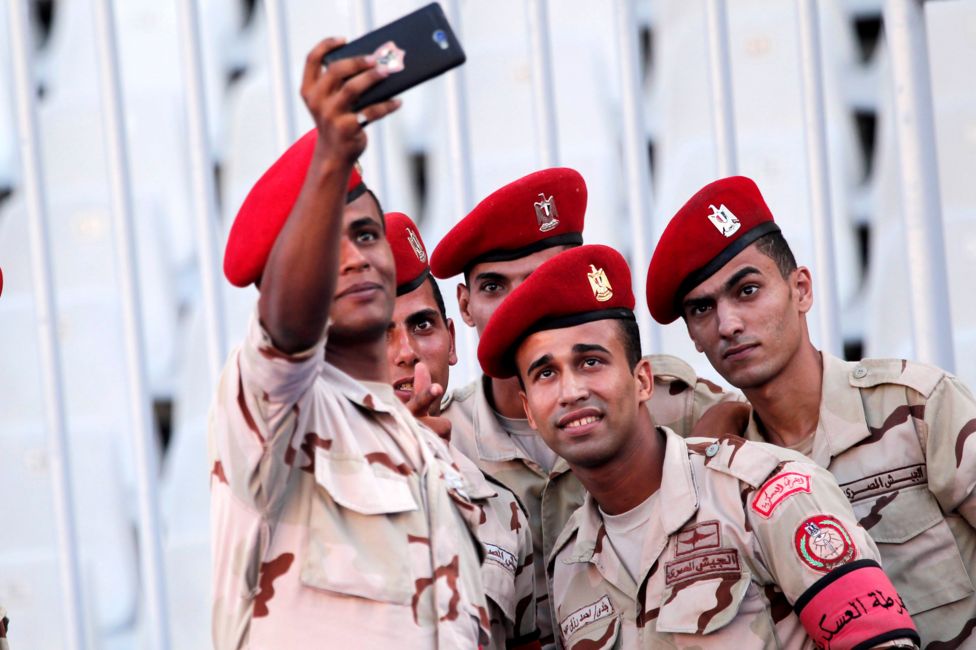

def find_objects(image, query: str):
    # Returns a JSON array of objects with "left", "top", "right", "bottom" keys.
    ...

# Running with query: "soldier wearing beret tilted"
[
  {"left": 209, "top": 40, "right": 491, "bottom": 648},
  {"left": 479, "top": 243, "right": 919, "bottom": 649},
  {"left": 647, "top": 175, "right": 976, "bottom": 647},
  {"left": 429, "top": 169, "right": 739, "bottom": 646}
]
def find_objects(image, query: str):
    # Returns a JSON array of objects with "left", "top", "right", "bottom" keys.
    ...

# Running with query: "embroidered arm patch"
[{"left": 751, "top": 471, "right": 811, "bottom": 518}]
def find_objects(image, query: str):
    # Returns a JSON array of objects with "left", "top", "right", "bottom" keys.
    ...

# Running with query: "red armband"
[{"left": 793, "top": 560, "right": 919, "bottom": 650}]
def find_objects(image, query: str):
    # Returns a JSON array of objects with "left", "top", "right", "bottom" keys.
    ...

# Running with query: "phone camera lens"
[{"left": 432, "top": 29, "right": 449, "bottom": 50}]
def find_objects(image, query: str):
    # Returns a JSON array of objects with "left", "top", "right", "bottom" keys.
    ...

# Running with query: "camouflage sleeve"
[
  {"left": 239, "top": 309, "right": 325, "bottom": 422},
  {"left": 646, "top": 353, "right": 744, "bottom": 437},
  {"left": 920, "top": 375, "right": 976, "bottom": 527},
  {"left": 746, "top": 461, "right": 919, "bottom": 649},
  {"left": 508, "top": 498, "right": 540, "bottom": 648}
]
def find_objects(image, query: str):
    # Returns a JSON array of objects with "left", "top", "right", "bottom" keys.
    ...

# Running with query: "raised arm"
[{"left": 258, "top": 38, "right": 400, "bottom": 353}]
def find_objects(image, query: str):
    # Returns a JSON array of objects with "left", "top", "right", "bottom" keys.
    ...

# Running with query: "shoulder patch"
[
  {"left": 793, "top": 515, "right": 857, "bottom": 573},
  {"left": 686, "top": 434, "right": 785, "bottom": 489},
  {"left": 646, "top": 353, "right": 698, "bottom": 388},
  {"left": 849, "top": 358, "right": 946, "bottom": 398},
  {"left": 751, "top": 471, "right": 811, "bottom": 518}
]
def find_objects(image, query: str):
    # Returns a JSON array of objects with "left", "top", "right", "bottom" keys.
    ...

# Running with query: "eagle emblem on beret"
[
  {"left": 587, "top": 264, "right": 613, "bottom": 302},
  {"left": 535, "top": 193, "right": 560, "bottom": 232},
  {"left": 406, "top": 228, "right": 426, "bottom": 263},
  {"left": 707, "top": 204, "right": 741, "bottom": 237}
]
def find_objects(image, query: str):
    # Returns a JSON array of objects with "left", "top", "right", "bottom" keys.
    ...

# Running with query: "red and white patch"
[
  {"left": 751, "top": 472, "right": 811, "bottom": 518},
  {"left": 794, "top": 515, "right": 857, "bottom": 573}
]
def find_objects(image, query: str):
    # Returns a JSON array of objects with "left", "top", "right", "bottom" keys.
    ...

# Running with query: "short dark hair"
[
  {"left": 754, "top": 232, "right": 797, "bottom": 279},
  {"left": 427, "top": 275, "right": 448, "bottom": 322}
]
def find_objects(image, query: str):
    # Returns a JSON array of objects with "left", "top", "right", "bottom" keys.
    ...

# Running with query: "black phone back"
[{"left": 322, "top": 3, "right": 466, "bottom": 112}]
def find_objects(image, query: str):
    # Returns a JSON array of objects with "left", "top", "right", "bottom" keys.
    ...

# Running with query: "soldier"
[
  {"left": 0, "top": 607, "right": 8, "bottom": 650},
  {"left": 429, "top": 168, "right": 737, "bottom": 646},
  {"left": 384, "top": 211, "right": 540, "bottom": 649},
  {"left": 210, "top": 40, "right": 490, "bottom": 648},
  {"left": 478, "top": 243, "right": 920, "bottom": 649},
  {"left": 646, "top": 175, "right": 976, "bottom": 647}
]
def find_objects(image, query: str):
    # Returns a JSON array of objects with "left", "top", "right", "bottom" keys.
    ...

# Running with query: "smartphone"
[{"left": 322, "top": 2, "right": 466, "bottom": 112}]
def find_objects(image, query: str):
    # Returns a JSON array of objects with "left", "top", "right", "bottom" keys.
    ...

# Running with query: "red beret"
[
  {"left": 223, "top": 129, "right": 367, "bottom": 287},
  {"left": 429, "top": 167, "right": 586, "bottom": 279},
  {"left": 0, "top": 266, "right": 3, "bottom": 298},
  {"left": 646, "top": 176, "right": 780, "bottom": 324},
  {"left": 385, "top": 211, "right": 431, "bottom": 296},
  {"left": 478, "top": 245, "right": 635, "bottom": 378}
]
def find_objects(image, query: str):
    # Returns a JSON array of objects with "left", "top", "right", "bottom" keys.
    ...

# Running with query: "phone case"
[{"left": 322, "top": 2, "right": 466, "bottom": 112}]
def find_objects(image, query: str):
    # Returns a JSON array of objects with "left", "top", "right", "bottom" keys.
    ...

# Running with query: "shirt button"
[
  {"left": 853, "top": 365, "right": 868, "bottom": 379},
  {"left": 705, "top": 442, "right": 720, "bottom": 458}
]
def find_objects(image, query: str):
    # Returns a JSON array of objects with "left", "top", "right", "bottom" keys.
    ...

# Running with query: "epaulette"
[
  {"left": 646, "top": 353, "right": 698, "bottom": 389},
  {"left": 848, "top": 358, "right": 946, "bottom": 398},
  {"left": 686, "top": 433, "right": 802, "bottom": 489}
]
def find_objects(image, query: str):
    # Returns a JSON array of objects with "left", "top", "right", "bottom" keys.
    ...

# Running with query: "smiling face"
[
  {"left": 457, "top": 245, "right": 571, "bottom": 336},
  {"left": 516, "top": 319, "right": 653, "bottom": 469},
  {"left": 386, "top": 278, "right": 457, "bottom": 404},
  {"left": 681, "top": 242, "right": 812, "bottom": 390},
  {"left": 329, "top": 193, "right": 396, "bottom": 341}
]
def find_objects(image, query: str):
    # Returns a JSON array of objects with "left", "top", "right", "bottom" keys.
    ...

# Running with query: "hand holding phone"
[{"left": 322, "top": 2, "right": 466, "bottom": 112}]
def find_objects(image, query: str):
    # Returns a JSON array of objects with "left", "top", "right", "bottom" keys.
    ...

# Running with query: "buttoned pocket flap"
[
  {"left": 656, "top": 564, "right": 751, "bottom": 635},
  {"left": 853, "top": 485, "right": 943, "bottom": 544},
  {"left": 314, "top": 449, "right": 417, "bottom": 515}
]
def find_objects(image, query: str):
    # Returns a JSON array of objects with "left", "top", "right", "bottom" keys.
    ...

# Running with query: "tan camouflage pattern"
[
  {"left": 442, "top": 354, "right": 738, "bottom": 647},
  {"left": 548, "top": 428, "right": 904, "bottom": 649},
  {"left": 209, "top": 312, "right": 490, "bottom": 649},
  {"left": 449, "top": 445, "right": 539, "bottom": 648},
  {"left": 740, "top": 353, "right": 976, "bottom": 647}
]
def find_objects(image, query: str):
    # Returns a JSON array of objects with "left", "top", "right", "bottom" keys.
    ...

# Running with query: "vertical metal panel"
[
  {"left": 704, "top": 0, "right": 738, "bottom": 176},
  {"left": 176, "top": 0, "right": 228, "bottom": 386},
  {"left": 526, "top": 0, "right": 560, "bottom": 167},
  {"left": 90, "top": 0, "right": 171, "bottom": 647},
  {"left": 265, "top": 0, "right": 298, "bottom": 149},
  {"left": 6, "top": 1, "right": 88, "bottom": 646},
  {"left": 354, "top": 0, "right": 390, "bottom": 201},
  {"left": 441, "top": 0, "right": 479, "bottom": 381},
  {"left": 612, "top": 0, "right": 659, "bottom": 353},
  {"left": 795, "top": 0, "right": 843, "bottom": 356},
  {"left": 883, "top": 0, "right": 956, "bottom": 370}
]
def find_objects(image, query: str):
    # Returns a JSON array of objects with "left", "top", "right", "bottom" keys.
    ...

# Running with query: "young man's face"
[
  {"left": 457, "top": 246, "right": 570, "bottom": 335},
  {"left": 329, "top": 193, "right": 396, "bottom": 340},
  {"left": 387, "top": 278, "right": 457, "bottom": 404},
  {"left": 517, "top": 320, "right": 653, "bottom": 469},
  {"left": 680, "top": 242, "right": 812, "bottom": 390}
]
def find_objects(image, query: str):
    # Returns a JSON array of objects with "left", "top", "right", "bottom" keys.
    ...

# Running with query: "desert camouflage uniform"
[
  {"left": 741, "top": 353, "right": 976, "bottom": 647},
  {"left": 549, "top": 428, "right": 916, "bottom": 649},
  {"left": 209, "top": 313, "right": 490, "bottom": 649},
  {"left": 449, "top": 445, "right": 539, "bottom": 649},
  {"left": 443, "top": 354, "right": 739, "bottom": 646}
]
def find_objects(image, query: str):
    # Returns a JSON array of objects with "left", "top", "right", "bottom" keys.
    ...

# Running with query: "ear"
[
  {"left": 446, "top": 317, "right": 458, "bottom": 366},
  {"left": 793, "top": 266, "right": 814, "bottom": 314},
  {"left": 457, "top": 283, "right": 476, "bottom": 328},
  {"left": 634, "top": 357, "right": 654, "bottom": 403},
  {"left": 519, "top": 390, "right": 538, "bottom": 430}
]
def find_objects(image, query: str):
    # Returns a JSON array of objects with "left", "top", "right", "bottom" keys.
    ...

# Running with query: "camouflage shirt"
[
  {"left": 209, "top": 313, "right": 490, "bottom": 649},
  {"left": 548, "top": 429, "right": 918, "bottom": 649},
  {"left": 443, "top": 354, "right": 739, "bottom": 647},
  {"left": 741, "top": 353, "right": 976, "bottom": 647}
]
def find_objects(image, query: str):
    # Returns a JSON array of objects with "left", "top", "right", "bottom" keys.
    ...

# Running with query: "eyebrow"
[
  {"left": 526, "top": 353, "right": 553, "bottom": 377},
  {"left": 684, "top": 266, "right": 763, "bottom": 307},
  {"left": 473, "top": 271, "right": 507, "bottom": 285},
  {"left": 349, "top": 216, "right": 383, "bottom": 231},
  {"left": 573, "top": 343, "right": 611, "bottom": 356},
  {"left": 405, "top": 308, "right": 441, "bottom": 328}
]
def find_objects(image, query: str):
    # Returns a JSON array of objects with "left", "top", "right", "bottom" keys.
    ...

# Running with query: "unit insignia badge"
[
  {"left": 587, "top": 264, "right": 613, "bottom": 302},
  {"left": 707, "top": 203, "right": 741, "bottom": 237},
  {"left": 534, "top": 193, "right": 560, "bottom": 232},
  {"left": 406, "top": 228, "right": 426, "bottom": 263}
]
